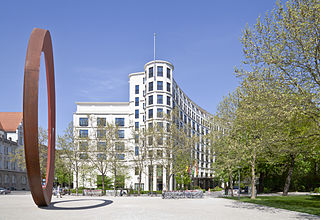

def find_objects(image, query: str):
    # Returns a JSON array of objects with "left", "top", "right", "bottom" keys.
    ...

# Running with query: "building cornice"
[
  {"left": 144, "top": 60, "right": 174, "bottom": 70},
  {"left": 76, "top": 102, "right": 129, "bottom": 106},
  {"left": 128, "top": 72, "right": 144, "bottom": 77}
]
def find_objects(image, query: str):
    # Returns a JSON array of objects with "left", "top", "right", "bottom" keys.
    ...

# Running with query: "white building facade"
[{"left": 73, "top": 60, "right": 214, "bottom": 191}]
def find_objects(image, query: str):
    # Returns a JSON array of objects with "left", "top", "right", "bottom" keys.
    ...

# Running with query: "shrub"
[
  {"left": 263, "top": 187, "right": 271, "bottom": 193},
  {"left": 213, "top": 186, "right": 223, "bottom": 191},
  {"left": 71, "top": 188, "right": 83, "bottom": 194}
]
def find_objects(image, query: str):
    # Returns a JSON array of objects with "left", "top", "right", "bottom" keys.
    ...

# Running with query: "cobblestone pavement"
[{"left": 0, "top": 193, "right": 319, "bottom": 220}]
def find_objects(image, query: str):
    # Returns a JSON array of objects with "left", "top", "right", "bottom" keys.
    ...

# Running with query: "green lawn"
[{"left": 226, "top": 195, "right": 320, "bottom": 216}]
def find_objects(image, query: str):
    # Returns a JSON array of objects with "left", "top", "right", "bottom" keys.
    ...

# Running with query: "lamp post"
[{"left": 238, "top": 166, "right": 241, "bottom": 201}]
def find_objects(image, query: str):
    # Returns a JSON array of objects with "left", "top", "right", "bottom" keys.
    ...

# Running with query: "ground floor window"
[
  {"left": 22, "top": 176, "right": 27, "bottom": 184},
  {"left": 134, "top": 183, "right": 144, "bottom": 191}
]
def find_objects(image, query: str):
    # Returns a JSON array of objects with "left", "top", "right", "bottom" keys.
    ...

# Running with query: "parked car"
[{"left": 0, "top": 187, "right": 11, "bottom": 194}]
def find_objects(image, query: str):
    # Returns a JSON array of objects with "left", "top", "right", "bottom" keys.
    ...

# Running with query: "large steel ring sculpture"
[{"left": 23, "top": 28, "right": 56, "bottom": 206}]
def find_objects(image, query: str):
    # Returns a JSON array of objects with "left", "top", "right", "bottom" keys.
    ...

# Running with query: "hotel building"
[{"left": 73, "top": 60, "right": 214, "bottom": 191}]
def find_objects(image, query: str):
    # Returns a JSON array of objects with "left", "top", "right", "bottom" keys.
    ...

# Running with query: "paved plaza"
[{"left": 0, "top": 192, "right": 319, "bottom": 220}]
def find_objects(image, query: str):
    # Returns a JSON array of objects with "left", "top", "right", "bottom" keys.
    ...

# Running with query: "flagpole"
[{"left": 154, "top": 33, "right": 156, "bottom": 80}]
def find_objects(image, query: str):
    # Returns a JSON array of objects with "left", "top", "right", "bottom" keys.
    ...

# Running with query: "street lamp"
[{"left": 238, "top": 166, "right": 241, "bottom": 201}]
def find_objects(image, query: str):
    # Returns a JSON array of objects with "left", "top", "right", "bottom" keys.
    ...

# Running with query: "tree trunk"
[
  {"left": 166, "top": 166, "right": 170, "bottom": 191},
  {"left": 114, "top": 168, "right": 117, "bottom": 197},
  {"left": 76, "top": 166, "right": 79, "bottom": 196},
  {"left": 68, "top": 172, "right": 71, "bottom": 195},
  {"left": 138, "top": 171, "right": 142, "bottom": 196},
  {"left": 229, "top": 173, "right": 234, "bottom": 197},
  {"left": 102, "top": 173, "right": 105, "bottom": 196},
  {"left": 251, "top": 153, "right": 256, "bottom": 199},
  {"left": 283, "top": 154, "right": 295, "bottom": 196}
]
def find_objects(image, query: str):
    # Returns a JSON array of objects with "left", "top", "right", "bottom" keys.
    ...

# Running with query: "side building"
[
  {"left": 0, "top": 112, "right": 29, "bottom": 190},
  {"left": 73, "top": 60, "right": 214, "bottom": 191}
]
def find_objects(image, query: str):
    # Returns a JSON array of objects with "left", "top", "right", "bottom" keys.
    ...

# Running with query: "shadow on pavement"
[
  {"left": 226, "top": 200, "right": 320, "bottom": 220},
  {"left": 40, "top": 199, "right": 113, "bottom": 210}
]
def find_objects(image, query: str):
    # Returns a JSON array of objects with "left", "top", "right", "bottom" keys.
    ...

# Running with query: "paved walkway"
[{"left": 0, "top": 194, "right": 319, "bottom": 220}]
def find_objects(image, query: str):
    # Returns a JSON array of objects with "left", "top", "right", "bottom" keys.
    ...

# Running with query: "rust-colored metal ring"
[{"left": 23, "top": 28, "right": 56, "bottom": 207}]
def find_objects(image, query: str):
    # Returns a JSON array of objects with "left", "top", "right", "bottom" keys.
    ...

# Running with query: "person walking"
[{"left": 57, "top": 185, "right": 62, "bottom": 198}]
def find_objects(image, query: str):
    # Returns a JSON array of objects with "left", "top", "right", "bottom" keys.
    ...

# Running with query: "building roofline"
[
  {"left": 172, "top": 79, "right": 212, "bottom": 117},
  {"left": 144, "top": 60, "right": 174, "bottom": 70},
  {"left": 129, "top": 72, "right": 144, "bottom": 77},
  {"left": 76, "top": 102, "right": 129, "bottom": 105}
]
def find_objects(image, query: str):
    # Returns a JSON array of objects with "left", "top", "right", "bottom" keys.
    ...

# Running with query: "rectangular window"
[
  {"left": 149, "top": 67, "right": 153, "bottom": 78},
  {"left": 79, "top": 142, "right": 88, "bottom": 151},
  {"left": 149, "top": 82, "right": 153, "bottom": 91},
  {"left": 148, "top": 150, "right": 153, "bottom": 157},
  {"left": 135, "top": 97, "right": 139, "bottom": 106},
  {"left": 97, "top": 129, "right": 106, "bottom": 138},
  {"left": 157, "top": 137, "right": 163, "bottom": 146},
  {"left": 157, "top": 122, "right": 163, "bottom": 130},
  {"left": 157, "top": 66, "right": 163, "bottom": 76},
  {"left": 135, "top": 110, "right": 139, "bottom": 119},
  {"left": 167, "top": 68, "right": 171, "bottom": 79},
  {"left": 97, "top": 142, "right": 106, "bottom": 151},
  {"left": 116, "top": 153, "right": 125, "bottom": 160},
  {"left": 134, "top": 183, "right": 144, "bottom": 191},
  {"left": 79, "top": 129, "right": 88, "bottom": 138},
  {"left": 135, "top": 146, "right": 139, "bottom": 156},
  {"left": 157, "top": 165, "right": 163, "bottom": 176},
  {"left": 135, "top": 85, "right": 139, "bottom": 94},
  {"left": 148, "top": 122, "right": 153, "bottom": 130},
  {"left": 157, "top": 81, "right": 163, "bottom": 90},
  {"left": 167, "top": 109, "right": 171, "bottom": 116},
  {"left": 115, "top": 142, "right": 125, "bottom": 151},
  {"left": 167, "top": 96, "right": 171, "bottom": 106},
  {"left": 157, "top": 108, "right": 163, "bottom": 118},
  {"left": 148, "top": 95, "right": 153, "bottom": 105},
  {"left": 135, "top": 167, "right": 139, "bottom": 175},
  {"left": 115, "top": 118, "right": 125, "bottom": 126},
  {"left": 167, "top": 82, "right": 171, "bottom": 92},
  {"left": 79, "top": 153, "right": 88, "bottom": 159},
  {"left": 135, "top": 122, "right": 139, "bottom": 131},
  {"left": 118, "top": 130, "right": 125, "bottom": 138},
  {"left": 135, "top": 134, "right": 139, "bottom": 144},
  {"left": 148, "top": 109, "right": 153, "bottom": 118},
  {"left": 97, "top": 117, "right": 106, "bottom": 126},
  {"left": 157, "top": 95, "right": 163, "bottom": 104},
  {"left": 97, "top": 153, "right": 106, "bottom": 160},
  {"left": 79, "top": 118, "right": 88, "bottom": 126}
]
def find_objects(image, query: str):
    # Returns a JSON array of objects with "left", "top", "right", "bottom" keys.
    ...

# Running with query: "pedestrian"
[{"left": 57, "top": 185, "right": 62, "bottom": 198}]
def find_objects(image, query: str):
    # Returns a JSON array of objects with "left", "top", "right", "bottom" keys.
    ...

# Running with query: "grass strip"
[{"left": 225, "top": 195, "right": 320, "bottom": 216}]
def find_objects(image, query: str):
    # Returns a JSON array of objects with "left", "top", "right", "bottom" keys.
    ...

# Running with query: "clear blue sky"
[{"left": 0, "top": 0, "right": 279, "bottom": 136}]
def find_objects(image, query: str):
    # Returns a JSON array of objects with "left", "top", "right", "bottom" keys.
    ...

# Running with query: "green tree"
[
  {"left": 130, "top": 125, "right": 148, "bottom": 195},
  {"left": 59, "top": 122, "right": 82, "bottom": 195},
  {"left": 239, "top": 0, "right": 320, "bottom": 127}
]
